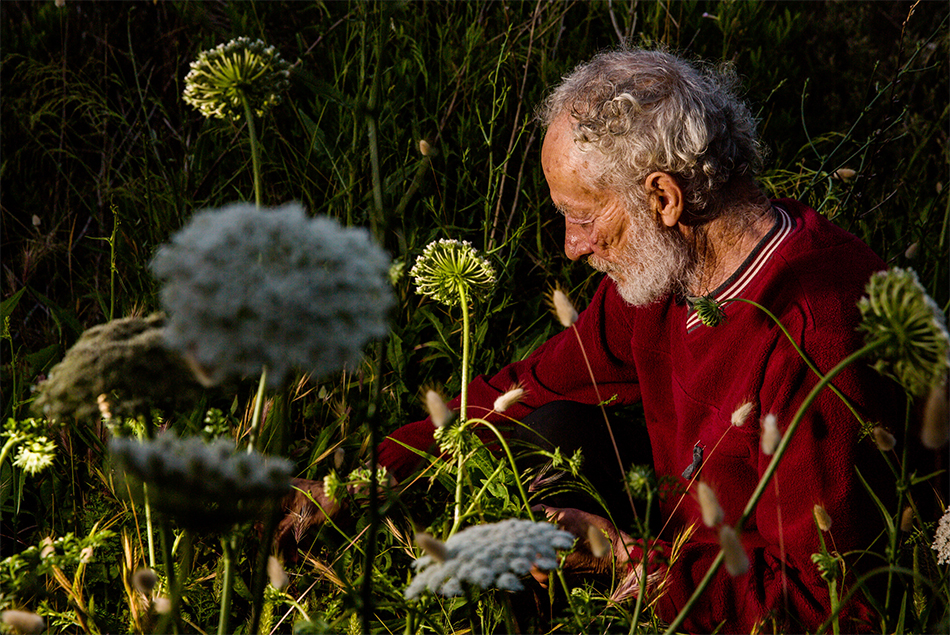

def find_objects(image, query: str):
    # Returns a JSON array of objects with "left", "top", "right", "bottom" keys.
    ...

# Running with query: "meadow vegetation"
[{"left": 1, "top": 1, "right": 948, "bottom": 633}]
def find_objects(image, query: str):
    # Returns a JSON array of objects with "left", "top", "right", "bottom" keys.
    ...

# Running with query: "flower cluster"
[
  {"left": 12, "top": 437, "right": 56, "bottom": 475},
  {"left": 857, "top": 267, "right": 950, "bottom": 396},
  {"left": 183, "top": 37, "right": 291, "bottom": 120},
  {"left": 933, "top": 507, "right": 950, "bottom": 566},
  {"left": 33, "top": 314, "right": 203, "bottom": 422},
  {"left": 690, "top": 295, "right": 726, "bottom": 327},
  {"left": 109, "top": 433, "right": 292, "bottom": 531},
  {"left": 409, "top": 239, "right": 496, "bottom": 308},
  {"left": 405, "top": 519, "right": 574, "bottom": 599},
  {"left": 151, "top": 202, "right": 393, "bottom": 388}
]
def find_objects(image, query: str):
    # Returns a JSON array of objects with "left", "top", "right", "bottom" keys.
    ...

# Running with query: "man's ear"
[{"left": 644, "top": 172, "right": 684, "bottom": 227}]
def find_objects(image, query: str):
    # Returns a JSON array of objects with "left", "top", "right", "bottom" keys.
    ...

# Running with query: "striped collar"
[{"left": 685, "top": 204, "right": 794, "bottom": 332}]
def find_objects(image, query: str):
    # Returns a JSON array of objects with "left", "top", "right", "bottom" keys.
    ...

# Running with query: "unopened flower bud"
[
  {"left": 40, "top": 537, "right": 54, "bottom": 559},
  {"left": 418, "top": 139, "right": 435, "bottom": 157}
]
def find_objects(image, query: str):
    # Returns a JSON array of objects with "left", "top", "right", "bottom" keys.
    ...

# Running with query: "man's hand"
[{"left": 531, "top": 505, "right": 633, "bottom": 584}]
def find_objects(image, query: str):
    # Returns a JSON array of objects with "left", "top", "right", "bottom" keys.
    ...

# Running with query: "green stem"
[
  {"left": 239, "top": 91, "right": 262, "bottom": 207},
  {"left": 452, "top": 285, "right": 472, "bottom": 531},
  {"left": 217, "top": 534, "right": 236, "bottom": 635},
  {"left": 628, "top": 489, "right": 654, "bottom": 633},
  {"left": 143, "top": 483, "right": 156, "bottom": 569},
  {"left": 246, "top": 366, "right": 268, "bottom": 454},
  {"left": 661, "top": 340, "right": 885, "bottom": 635}
]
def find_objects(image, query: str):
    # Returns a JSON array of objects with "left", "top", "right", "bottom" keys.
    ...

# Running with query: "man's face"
[{"left": 540, "top": 115, "right": 693, "bottom": 306}]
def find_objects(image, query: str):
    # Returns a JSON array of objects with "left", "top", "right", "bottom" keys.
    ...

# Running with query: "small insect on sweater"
[{"left": 380, "top": 200, "right": 900, "bottom": 633}]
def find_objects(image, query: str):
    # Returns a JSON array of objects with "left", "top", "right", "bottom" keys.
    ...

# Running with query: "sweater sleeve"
[
  {"left": 645, "top": 309, "right": 895, "bottom": 633},
  {"left": 379, "top": 277, "right": 644, "bottom": 482}
]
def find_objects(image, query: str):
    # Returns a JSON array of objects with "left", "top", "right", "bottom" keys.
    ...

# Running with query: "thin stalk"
[
  {"left": 662, "top": 340, "right": 885, "bottom": 635},
  {"left": 143, "top": 483, "right": 156, "bottom": 569},
  {"left": 246, "top": 366, "right": 268, "bottom": 454},
  {"left": 361, "top": 340, "right": 386, "bottom": 635},
  {"left": 239, "top": 91, "right": 262, "bottom": 207},
  {"left": 217, "top": 534, "right": 236, "bottom": 635},
  {"left": 628, "top": 488, "right": 654, "bottom": 633},
  {"left": 883, "top": 397, "right": 915, "bottom": 627},
  {"left": 452, "top": 285, "right": 472, "bottom": 531}
]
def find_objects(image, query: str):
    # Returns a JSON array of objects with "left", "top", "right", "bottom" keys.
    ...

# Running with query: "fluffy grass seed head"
[
  {"left": 109, "top": 432, "right": 292, "bottom": 531},
  {"left": 921, "top": 380, "right": 949, "bottom": 449},
  {"left": 857, "top": 267, "right": 950, "bottom": 396},
  {"left": 12, "top": 437, "right": 56, "bottom": 475},
  {"left": 151, "top": 202, "right": 393, "bottom": 389},
  {"left": 425, "top": 389, "right": 453, "bottom": 428},
  {"left": 267, "top": 556, "right": 289, "bottom": 591},
  {"left": 932, "top": 507, "right": 950, "bottom": 566},
  {"left": 183, "top": 36, "right": 291, "bottom": 120},
  {"left": 551, "top": 288, "right": 579, "bottom": 327},
  {"left": 691, "top": 295, "right": 726, "bottom": 327},
  {"left": 813, "top": 504, "right": 833, "bottom": 532},
  {"left": 761, "top": 414, "right": 781, "bottom": 455},
  {"left": 731, "top": 401, "right": 754, "bottom": 427},
  {"left": 405, "top": 518, "right": 575, "bottom": 599},
  {"left": 1, "top": 610, "right": 45, "bottom": 635},
  {"left": 33, "top": 314, "right": 204, "bottom": 422},
  {"left": 719, "top": 525, "right": 749, "bottom": 576},
  {"left": 414, "top": 532, "right": 448, "bottom": 563},
  {"left": 587, "top": 524, "right": 611, "bottom": 558},
  {"left": 493, "top": 386, "right": 525, "bottom": 413},
  {"left": 409, "top": 239, "right": 496, "bottom": 308},
  {"left": 871, "top": 425, "right": 896, "bottom": 452},
  {"left": 698, "top": 481, "right": 724, "bottom": 527}
]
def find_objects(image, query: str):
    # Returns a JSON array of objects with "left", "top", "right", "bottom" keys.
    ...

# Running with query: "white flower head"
[
  {"left": 933, "top": 507, "right": 950, "bottom": 566},
  {"left": 152, "top": 202, "right": 393, "bottom": 388},
  {"left": 12, "top": 437, "right": 56, "bottom": 475},
  {"left": 409, "top": 239, "right": 496, "bottom": 308},
  {"left": 405, "top": 518, "right": 575, "bottom": 599},
  {"left": 183, "top": 37, "right": 292, "bottom": 120}
]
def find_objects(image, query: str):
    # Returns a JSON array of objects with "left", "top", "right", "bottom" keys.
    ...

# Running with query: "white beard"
[{"left": 588, "top": 206, "right": 695, "bottom": 306}]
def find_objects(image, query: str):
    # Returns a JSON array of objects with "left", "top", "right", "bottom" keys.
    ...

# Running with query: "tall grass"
[{"left": 1, "top": 1, "right": 947, "bottom": 633}]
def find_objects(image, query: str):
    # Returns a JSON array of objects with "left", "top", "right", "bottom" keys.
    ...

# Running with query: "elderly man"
[{"left": 283, "top": 48, "right": 898, "bottom": 633}]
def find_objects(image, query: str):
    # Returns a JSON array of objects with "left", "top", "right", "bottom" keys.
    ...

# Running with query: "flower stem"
[
  {"left": 452, "top": 285, "right": 472, "bottom": 530},
  {"left": 217, "top": 534, "right": 236, "bottom": 635},
  {"left": 661, "top": 340, "right": 885, "bottom": 635},
  {"left": 246, "top": 366, "right": 268, "bottom": 454},
  {"left": 239, "top": 91, "right": 262, "bottom": 207}
]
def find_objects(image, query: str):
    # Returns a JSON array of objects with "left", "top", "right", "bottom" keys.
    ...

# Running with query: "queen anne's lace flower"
[
  {"left": 409, "top": 239, "right": 496, "bottom": 307},
  {"left": 12, "top": 437, "right": 56, "bottom": 475},
  {"left": 109, "top": 433, "right": 291, "bottom": 531},
  {"left": 858, "top": 267, "right": 950, "bottom": 396},
  {"left": 183, "top": 37, "right": 291, "bottom": 120},
  {"left": 151, "top": 202, "right": 393, "bottom": 388},
  {"left": 405, "top": 518, "right": 574, "bottom": 599},
  {"left": 933, "top": 507, "right": 950, "bottom": 566},
  {"left": 33, "top": 314, "right": 204, "bottom": 422}
]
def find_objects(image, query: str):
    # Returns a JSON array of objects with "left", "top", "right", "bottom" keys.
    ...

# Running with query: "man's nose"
[{"left": 564, "top": 221, "right": 593, "bottom": 261}]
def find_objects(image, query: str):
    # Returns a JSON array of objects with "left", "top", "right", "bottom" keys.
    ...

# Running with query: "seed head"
[
  {"left": 414, "top": 532, "right": 448, "bottom": 563},
  {"left": 857, "top": 267, "right": 950, "bottom": 396},
  {"left": 267, "top": 556, "right": 289, "bottom": 590},
  {"left": 900, "top": 506, "right": 914, "bottom": 532},
  {"left": 697, "top": 482, "right": 724, "bottom": 527},
  {"left": 813, "top": 505, "right": 833, "bottom": 532},
  {"left": 760, "top": 414, "right": 781, "bottom": 455},
  {"left": 691, "top": 295, "right": 726, "bottom": 327},
  {"left": 493, "top": 386, "right": 524, "bottom": 413},
  {"left": 425, "top": 390, "right": 452, "bottom": 428},
  {"left": 409, "top": 239, "right": 496, "bottom": 308},
  {"left": 1, "top": 610, "right": 45, "bottom": 634},
  {"left": 921, "top": 380, "right": 949, "bottom": 449},
  {"left": 183, "top": 37, "right": 291, "bottom": 120},
  {"left": 551, "top": 288, "right": 579, "bottom": 328},
  {"left": 587, "top": 525, "right": 611, "bottom": 558},
  {"left": 871, "top": 426, "right": 896, "bottom": 452},
  {"left": 719, "top": 525, "right": 749, "bottom": 576},
  {"left": 731, "top": 401, "right": 753, "bottom": 427}
]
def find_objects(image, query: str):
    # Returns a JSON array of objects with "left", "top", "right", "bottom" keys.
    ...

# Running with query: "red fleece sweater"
[{"left": 380, "top": 200, "right": 898, "bottom": 633}]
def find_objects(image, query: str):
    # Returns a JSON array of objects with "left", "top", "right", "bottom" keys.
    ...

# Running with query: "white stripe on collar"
[{"left": 685, "top": 206, "right": 793, "bottom": 331}]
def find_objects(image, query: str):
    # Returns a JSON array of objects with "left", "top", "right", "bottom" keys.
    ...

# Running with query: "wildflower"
[
  {"left": 12, "top": 437, "right": 56, "bottom": 475},
  {"left": 587, "top": 524, "right": 611, "bottom": 558},
  {"left": 731, "top": 401, "right": 753, "bottom": 427},
  {"left": 551, "top": 288, "right": 579, "bottom": 327},
  {"left": 322, "top": 471, "right": 344, "bottom": 505},
  {"left": 415, "top": 532, "right": 448, "bottom": 563},
  {"left": 79, "top": 546, "right": 94, "bottom": 564},
  {"left": 425, "top": 389, "right": 453, "bottom": 428},
  {"left": 625, "top": 464, "right": 656, "bottom": 500},
  {"left": 267, "top": 556, "right": 289, "bottom": 590},
  {"left": 493, "top": 386, "right": 524, "bottom": 413},
  {"left": 151, "top": 202, "right": 393, "bottom": 388},
  {"left": 871, "top": 426, "right": 896, "bottom": 452},
  {"left": 40, "top": 537, "right": 54, "bottom": 559},
  {"left": 813, "top": 505, "right": 833, "bottom": 532},
  {"left": 921, "top": 380, "right": 949, "bottom": 449},
  {"left": 1, "top": 610, "right": 44, "bottom": 634},
  {"left": 691, "top": 295, "right": 726, "bottom": 327},
  {"left": 811, "top": 552, "right": 841, "bottom": 582},
  {"left": 719, "top": 525, "right": 749, "bottom": 576},
  {"left": 698, "top": 482, "right": 724, "bottom": 527},
  {"left": 109, "top": 432, "right": 292, "bottom": 531},
  {"left": 933, "top": 508, "right": 950, "bottom": 566},
  {"left": 132, "top": 568, "right": 158, "bottom": 594},
  {"left": 409, "top": 239, "right": 496, "bottom": 308},
  {"left": 33, "top": 314, "right": 203, "bottom": 422},
  {"left": 405, "top": 518, "right": 575, "bottom": 599},
  {"left": 760, "top": 414, "right": 781, "bottom": 455},
  {"left": 857, "top": 268, "right": 950, "bottom": 396},
  {"left": 183, "top": 37, "right": 291, "bottom": 120}
]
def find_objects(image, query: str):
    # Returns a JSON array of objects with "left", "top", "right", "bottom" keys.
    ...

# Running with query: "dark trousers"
[{"left": 508, "top": 401, "right": 653, "bottom": 529}]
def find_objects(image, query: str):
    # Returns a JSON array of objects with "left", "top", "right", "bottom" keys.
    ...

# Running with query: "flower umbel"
[
  {"left": 405, "top": 519, "right": 574, "bottom": 598},
  {"left": 183, "top": 37, "right": 291, "bottom": 120},
  {"left": 409, "top": 239, "right": 496, "bottom": 308},
  {"left": 857, "top": 267, "right": 950, "bottom": 396},
  {"left": 12, "top": 437, "right": 56, "bottom": 475},
  {"left": 933, "top": 507, "right": 950, "bottom": 566},
  {"left": 151, "top": 202, "right": 393, "bottom": 388},
  {"left": 690, "top": 295, "right": 726, "bottom": 327},
  {"left": 109, "top": 432, "right": 292, "bottom": 531}
]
